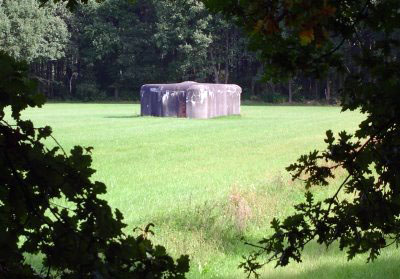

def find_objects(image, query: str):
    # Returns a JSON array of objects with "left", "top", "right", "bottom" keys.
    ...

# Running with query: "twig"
[{"left": 49, "top": 134, "right": 67, "bottom": 156}]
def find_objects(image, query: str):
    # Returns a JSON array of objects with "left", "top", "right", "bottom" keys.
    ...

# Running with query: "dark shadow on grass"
[
  {"left": 241, "top": 100, "right": 340, "bottom": 107},
  {"left": 105, "top": 114, "right": 242, "bottom": 120},
  {"left": 104, "top": 114, "right": 140, "bottom": 119},
  {"left": 211, "top": 114, "right": 242, "bottom": 120}
]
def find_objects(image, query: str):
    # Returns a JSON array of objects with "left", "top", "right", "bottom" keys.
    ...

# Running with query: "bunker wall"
[{"left": 140, "top": 82, "right": 241, "bottom": 119}]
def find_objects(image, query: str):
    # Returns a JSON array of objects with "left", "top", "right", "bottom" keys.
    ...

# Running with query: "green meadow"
[{"left": 22, "top": 104, "right": 400, "bottom": 278}]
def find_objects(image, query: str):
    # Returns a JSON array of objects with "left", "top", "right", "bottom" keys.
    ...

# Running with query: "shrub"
[{"left": 0, "top": 52, "right": 189, "bottom": 278}]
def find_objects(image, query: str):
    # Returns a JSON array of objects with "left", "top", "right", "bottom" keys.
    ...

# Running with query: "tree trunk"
[
  {"left": 224, "top": 62, "right": 229, "bottom": 84},
  {"left": 213, "top": 66, "right": 220, "bottom": 83},
  {"left": 224, "top": 35, "right": 229, "bottom": 84},
  {"left": 325, "top": 78, "right": 331, "bottom": 102},
  {"left": 338, "top": 73, "right": 344, "bottom": 92},
  {"left": 69, "top": 76, "right": 73, "bottom": 96},
  {"left": 114, "top": 87, "right": 119, "bottom": 100},
  {"left": 210, "top": 50, "right": 220, "bottom": 84},
  {"left": 288, "top": 78, "right": 293, "bottom": 103},
  {"left": 251, "top": 78, "right": 256, "bottom": 95},
  {"left": 46, "top": 61, "right": 52, "bottom": 98}
]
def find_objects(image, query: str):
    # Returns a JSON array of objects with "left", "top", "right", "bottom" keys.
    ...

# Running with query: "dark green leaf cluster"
[
  {"left": 0, "top": 50, "right": 189, "bottom": 278},
  {"left": 39, "top": 0, "right": 91, "bottom": 10},
  {"left": 203, "top": 0, "right": 400, "bottom": 277}
]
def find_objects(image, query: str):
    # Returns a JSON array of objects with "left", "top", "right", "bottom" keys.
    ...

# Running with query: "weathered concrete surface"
[{"left": 140, "top": 81, "right": 241, "bottom": 119}]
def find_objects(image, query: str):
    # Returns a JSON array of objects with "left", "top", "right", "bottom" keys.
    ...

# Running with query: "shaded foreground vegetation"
[
  {"left": 1, "top": 55, "right": 188, "bottom": 278},
  {"left": 20, "top": 104, "right": 400, "bottom": 278}
]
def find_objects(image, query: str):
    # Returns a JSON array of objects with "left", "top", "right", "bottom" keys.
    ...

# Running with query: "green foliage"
[
  {"left": 153, "top": 0, "right": 213, "bottom": 81},
  {"left": 0, "top": 0, "right": 69, "bottom": 62},
  {"left": 76, "top": 81, "right": 105, "bottom": 101},
  {"left": 74, "top": 0, "right": 251, "bottom": 93},
  {"left": 3, "top": 0, "right": 268, "bottom": 101},
  {"left": 1, "top": 0, "right": 345, "bottom": 103},
  {"left": 203, "top": 0, "right": 400, "bottom": 277},
  {"left": 39, "top": 0, "right": 96, "bottom": 10},
  {"left": 259, "top": 91, "right": 286, "bottom": 103},
  {"left": 78, "top": 0, "right": 165, "bottom": 96},
  {"left": 0, "top": 51, "right": 189, "bottom": 277}
]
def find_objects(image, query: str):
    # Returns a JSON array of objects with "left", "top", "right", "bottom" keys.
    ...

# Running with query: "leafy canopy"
[
  {"left": 203, "top": 0, "right": 400, "bottom": 277},
  {"left": 0, "top": 0, "right": 70, "bottom": 62}
]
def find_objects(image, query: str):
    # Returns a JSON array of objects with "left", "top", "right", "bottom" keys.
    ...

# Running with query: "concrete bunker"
[{"left": 140, "top": 81, "right": 241, "bottom": 119}]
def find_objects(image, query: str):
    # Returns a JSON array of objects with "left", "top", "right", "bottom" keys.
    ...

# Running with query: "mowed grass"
[{"left": 21, "top": 104, "right": 400, "bottom": 278}]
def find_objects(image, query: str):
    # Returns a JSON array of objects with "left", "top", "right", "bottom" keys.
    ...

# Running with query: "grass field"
[{"left": 22, "top": 104, "right": 400, "bottom": 278}]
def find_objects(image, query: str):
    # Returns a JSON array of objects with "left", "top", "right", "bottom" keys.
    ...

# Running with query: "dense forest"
[{"left": 1, "top": 0, "right": 342, "bottom": 102}]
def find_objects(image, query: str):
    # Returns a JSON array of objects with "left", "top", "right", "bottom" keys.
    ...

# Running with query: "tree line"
[{"left": 1, "top": 0, "right": 344, "bottom": 103}]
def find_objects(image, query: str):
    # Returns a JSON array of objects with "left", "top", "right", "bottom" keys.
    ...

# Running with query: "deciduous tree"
[
  {"left": 203, "top": 0, "right": 400, "bottom": 276},
  {"left": 0, "top": 0, "right": 69, "bottom": 63}
]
